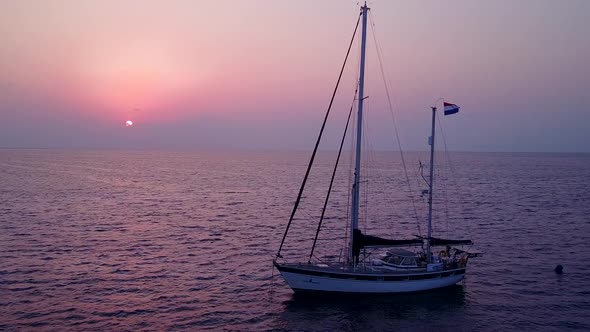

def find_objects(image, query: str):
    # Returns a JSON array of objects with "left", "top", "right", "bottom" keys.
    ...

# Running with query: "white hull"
[{"left": 275, "top": 264, "right": 465, "bottom": 293}]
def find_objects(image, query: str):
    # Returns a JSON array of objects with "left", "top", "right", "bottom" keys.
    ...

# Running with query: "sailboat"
[{"left": 273, "top": 3, "right": 477, "bottom": 293}]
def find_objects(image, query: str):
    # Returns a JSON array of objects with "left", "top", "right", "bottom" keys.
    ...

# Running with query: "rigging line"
[
  {"left": 444, "top": 177, "right": 450, "bottom": 239},
  {"left": 364, "top": 94, "right": 376, "bottom": 235},
  {"left": 435, "top": 144, "right": 451, "bottom": 238},
  {"left": 362, "top": 100, "right": 376, "bottom": 234},
  {"left": 436, "top": 110, "right": 455, "bottom": 182},
  {"left": 432, "top": 149, "right": 445, "bottom": 238},
  {"left": 368, "top": 11, "right": 422, "bottom": 235},
  {"left": 297, "top": 207, "right": 316, "bottom": 223},
  {"left": 309, "top": 83, "right": 359, "bottom": 263},
  {"left": 276, "top": 14, "right": 361, "bottom": 259},
  {"left": 437, "top": 114, "right": 463, "bottom": 238},
  {"left": 342, "top": 95, "right": 357, "bottom": 264},
  {"left": 430, "top": 129, "right": 445, "bottom": 237},
  {"left": 436, "top": 110, "right": 471, "bottom": 238}
]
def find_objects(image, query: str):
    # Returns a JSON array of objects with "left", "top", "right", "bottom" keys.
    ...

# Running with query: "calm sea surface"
[{"left": 1, "top": 149, "right": 589, "bottom": 331}]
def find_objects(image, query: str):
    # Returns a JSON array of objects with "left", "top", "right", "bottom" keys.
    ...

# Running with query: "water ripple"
[{"left": 1, "top": 150, "right": 589, "bottom": 331}]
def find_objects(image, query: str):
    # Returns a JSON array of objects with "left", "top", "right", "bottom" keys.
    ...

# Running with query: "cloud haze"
[{"left": 1, "top": 0, "right": 589, "bottom": 152}]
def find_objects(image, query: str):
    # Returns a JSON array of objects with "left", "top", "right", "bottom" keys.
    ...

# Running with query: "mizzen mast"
[{"left": 426, "top": 106, "right": 437, "bottom": 263}]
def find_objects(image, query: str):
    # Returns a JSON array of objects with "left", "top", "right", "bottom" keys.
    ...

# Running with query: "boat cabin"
[{"left": 376, "top": 249, "right": 419, "bottom": 268}]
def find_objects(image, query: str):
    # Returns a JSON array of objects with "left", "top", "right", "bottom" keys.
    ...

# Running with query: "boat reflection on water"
[
  {"left": 287, "top": 284, "right": 466, "bottom": 308},
  {"left": 274, "top": 285, "right": 470, "bottom": 331}
]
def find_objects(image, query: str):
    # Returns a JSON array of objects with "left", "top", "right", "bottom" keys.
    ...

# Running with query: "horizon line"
[{"left": 1, "top": 146, "right": 589, "bottom": 155}]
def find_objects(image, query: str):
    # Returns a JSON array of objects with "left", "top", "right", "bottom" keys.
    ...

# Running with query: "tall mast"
[
  {"left": 350, "top": 3, "right": 369, "bottom": 264},
  {"left": 426, "top": 106, "right": 436, "bottom": 263}
]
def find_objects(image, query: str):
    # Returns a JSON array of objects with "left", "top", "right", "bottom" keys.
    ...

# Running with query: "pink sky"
[{"left": 1, "top": 0, "right": 589, "bottom": 152}]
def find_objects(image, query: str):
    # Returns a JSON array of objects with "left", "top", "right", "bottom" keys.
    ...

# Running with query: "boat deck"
[{"left": 275, "top": 261, "right": 465, "bottom": 277}]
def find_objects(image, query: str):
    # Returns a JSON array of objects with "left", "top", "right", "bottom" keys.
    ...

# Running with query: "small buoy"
[{"left": 554, "top": 265, "right": 563, "bottom": 274}]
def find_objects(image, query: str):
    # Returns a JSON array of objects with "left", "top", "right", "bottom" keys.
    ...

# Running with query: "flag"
[{"left": 443, "top": 102, "right": 460, "bottom": 115}]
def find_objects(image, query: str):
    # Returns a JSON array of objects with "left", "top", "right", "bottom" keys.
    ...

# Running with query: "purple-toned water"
[{"left": 1, "top": 149, "right": 589, "bottom": 331}]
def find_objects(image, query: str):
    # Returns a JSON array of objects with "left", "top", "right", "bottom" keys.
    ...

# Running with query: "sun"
[{"left": 125, "top": 120, "right": 134, "bottom": 127}]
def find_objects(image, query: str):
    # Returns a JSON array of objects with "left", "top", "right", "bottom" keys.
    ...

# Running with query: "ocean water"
[{"left": 1, "top": 149, "right": 589, "bottom": 331}]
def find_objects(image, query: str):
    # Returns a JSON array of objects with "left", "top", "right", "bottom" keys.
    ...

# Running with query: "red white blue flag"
[{"left": 444, "top": 102, "right": 460, "bottom": 116}]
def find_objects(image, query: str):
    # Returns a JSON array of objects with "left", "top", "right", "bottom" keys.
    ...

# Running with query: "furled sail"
[{"left": 421, "top": 236, "right": 473, "bottom": 246}]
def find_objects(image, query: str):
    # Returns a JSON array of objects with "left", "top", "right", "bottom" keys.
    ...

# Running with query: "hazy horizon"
[
  {"left": 2, "top": 147, "right": 589, "bottom": 155},
  {"left": 1, "top": 0, "right": 589, "bottom": 153}
]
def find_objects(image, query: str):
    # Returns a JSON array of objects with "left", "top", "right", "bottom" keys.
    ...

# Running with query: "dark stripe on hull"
[
  {"left": 275, "top": 263, "right": 466, "bottom": 282},
  {"left": 291, "top": 283, "right": 463, "bottom": 295}
]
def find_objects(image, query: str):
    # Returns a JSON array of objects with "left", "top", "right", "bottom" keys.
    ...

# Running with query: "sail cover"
[
  {"left": 428, "top": 237, "right": 473, "bottom": 246},
  {"left": 352, "top": 229, "right": 422, "bottom": 261},
  {"left": 414, "top": 236, "right": 473, "bottom": 246}
]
